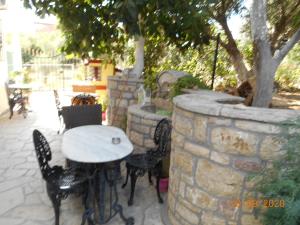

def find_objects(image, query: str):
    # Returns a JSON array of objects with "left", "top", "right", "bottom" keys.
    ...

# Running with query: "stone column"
[
  {"left": 107, "top": 76, "right": 143, "bottom": 130},
  {"left": 167, "top": 90, "right": 300, "bottom": 225}
]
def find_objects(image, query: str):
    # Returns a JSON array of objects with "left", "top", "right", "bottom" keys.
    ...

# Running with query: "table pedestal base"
[{"left": 81, "top": 162, "right": 134, "bottom": 225}]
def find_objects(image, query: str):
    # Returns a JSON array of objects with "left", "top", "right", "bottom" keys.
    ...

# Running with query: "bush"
[
  {"left": 251, "top": 117, "right": 300, "bottom": 225},
  {"left": 170, "top": 75, "right": 209, "bottom": 99}
]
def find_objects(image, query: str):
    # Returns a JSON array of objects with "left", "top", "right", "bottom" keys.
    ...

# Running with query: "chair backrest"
[
  {"left": 62, "top": 104, "right": 102, "bottom": 129},
  {"left": 153, "top": 118, "right": 172, "bottom": 157},
  {"left": 32, "top": 129, "right": 52, "bottom": 180},
  {"left": 71, "top": 94, "right": 96, "bottom": 105}
]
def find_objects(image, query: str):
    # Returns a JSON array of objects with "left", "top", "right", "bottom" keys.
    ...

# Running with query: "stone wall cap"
[
  {"left": 128, "top": 104, "right": 169, "bottom": 120},
  {"left": 108, "top": 76, "right": 144, "bottom": 83},
  {"left": 173, "top": 90, "right": 300, "bottom": 124}
]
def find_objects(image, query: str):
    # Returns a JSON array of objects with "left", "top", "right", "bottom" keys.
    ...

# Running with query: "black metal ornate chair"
[
  {"left": 53, "top": 90, "right": 63, "bottom": 134},
  {"left": 5, "top": 83, "right": 28, "bottom": 119},
  {"left": 122, "top": 118, "right": 172, "bottom": 206},
  {"left": 61, "top": 104, "right": 102, "bottom": 169},
  {"left": 61, "top": 104, "right": 102, "bottom": 130},
  {"left": 33, "top": 129, "right": 87, "bottom": 225}
]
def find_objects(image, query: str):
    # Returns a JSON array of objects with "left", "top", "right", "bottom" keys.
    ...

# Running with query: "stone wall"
[
  {"left": 168, "top": 90, "right": 300, "bottom": 225},
  {"left": 127, "top": 104, "right": 169, "bottom": 153},
  {"left": 107, "top": 76, "right": 143, "bottom": 130}
]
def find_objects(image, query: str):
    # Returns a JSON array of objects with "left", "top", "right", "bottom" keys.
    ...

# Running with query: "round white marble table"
[
  {"left": 62, "top": 125, "right": 133, "bottom": 163},
  {"left": 61, "top": 125, "right": 134, "bottom": 225}
]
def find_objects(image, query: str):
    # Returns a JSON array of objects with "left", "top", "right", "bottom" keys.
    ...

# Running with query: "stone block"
[
  {"left": 109, "top": 90, "right": 121, "bottom": 98},
  {"left": 172, "top": 130, "right": 185, "bottom": 148},
  {"left": 195, "top": 158, "right": 244, "bottom": 197},
  {"left": 131, "top": 115, "right": 141, "bottom": 123},
  {"left": 142, "top": 118, "right": 158, "bottom": 126},
  {"left": 184, "top": 141, "right": 210, "bottom": 158},
  {"left": 201, "top": 211, "right": 226, "bottom": 225},
  {"left": 233, "top": 158, "right": 263, "bottom": 172},
  {"left": 144, "top": 139, "right": 155, "bottom": 148},
  {"left": 241, "top": 191, "right": 256, "bottom": 213},
  {"left": 179, "top": 181, "right": 185, "bottom": 198},
  {"left": 218, "top": 199, "right": 240, "bottom": 220},
  {"left": 260, "top": 136, "right": 285, "bottom": 160},
  {"left": 241, "top": 214, "right": 262, "bottom": 225},
  {"left": 210, "top": 151, "right": 230, "bottom": 165},
  {"left": 168, "top": 192, "right": 176, "bottom": 213},
  {"left": 174, "top": 151, "right": 193, "bottom": 175},
  {"left": 178, "top": 196, "right": 201, "bottom": 213},
  {"left": 235, "top": 120, "right": 280, "bottom": 134},
  {"left": 186, "top": 186, "right": 218, "bottom": 210},
  {"left": 181, "top": 172, "right": 194, "bottom": 186},
  {"left": 211, "top": 127, "right": 258, "bottom": 156},
  {"left": 194, "top": 115, "right": 207, "bottom": 143},
  {"left": 175, "top": 201, "right": 200, "bottom": 225},
  {"left": 130, "top": 131, "right": 144, "bottom": 146},
  {"left": 208, "top": 116, "right": 232, "bottom": 126},
  {"left": 168, "top": 168, "right": 180, "bottom": 194},
  {"left": 118, "top": 84, "right": 137, "bottom": 92},
  {"left": 168, "top": 211, "right": 182, "bottom": 225},
  {"left": 131, "top": 123, "right": 150, "bottom": 133},
  {"left": 107, "top": 80, "right": 117, "bottom": 89},
  {"left": 119, "top": 99, "right": 128, "bottom": 107},
  {"left": 122, "top": 92, "right": 134, "bottom": 99},
  {"left": 174, "top": 107, "right": 195, "bottom": 119},
  {"left": 129, "top": 99, "right": 137, "bottom": 105},
  {"left": 174, "top": 114, "right": 193, "bottom": 136}
]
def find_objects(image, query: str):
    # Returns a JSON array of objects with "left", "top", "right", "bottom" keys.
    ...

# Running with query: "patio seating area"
[{"left": 0, "top": 91, "right": 165, "bottom": 225}]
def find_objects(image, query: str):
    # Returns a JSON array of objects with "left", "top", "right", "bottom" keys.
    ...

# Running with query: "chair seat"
[
  {"left": 126, "top": 153, "right": 160, "bottom": 169},
  {"left": 59, "top": 172, "right": 87, "bottom": 190}
]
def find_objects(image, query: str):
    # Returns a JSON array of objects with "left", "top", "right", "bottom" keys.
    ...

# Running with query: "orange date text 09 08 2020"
[{"left": 228, "top": 199, "right": 285, "bottom": 209}]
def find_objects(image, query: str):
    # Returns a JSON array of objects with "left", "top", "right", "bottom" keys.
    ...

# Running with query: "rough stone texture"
[
  {"left": 210, "top": 151, "right": 230, "bottom": 165},
  {"left": 0, "top": 91, "right": 165, "bottom": 225},
  {"left": 127, "top": 104, "right": 170, "bottom": 153},
  {"left": 201, "top": 211, "right": 226, "bottom": 225},
  {"left": 168, "top": 90, "right": 299, "bottom": 225},
  {"left": 195, "top": 159, "right": 244, "bottom": 197},
  {"left": 185, "top": 186, "right": 218, "bottom": 210},
  {"left": 260, "top": 136, "right": 285, "bottom": 160},
  {"left": 235, "top": 120, "right": 281, "bottom": 134},
  {"left": 107, "top": 76, "right": 143, "bottom": 130},
  {"left": 184, "top": 141, "right": 210, "bottom": 158},
  {"left": 211, "top": 127, "right": 258, "bottom": 156}
]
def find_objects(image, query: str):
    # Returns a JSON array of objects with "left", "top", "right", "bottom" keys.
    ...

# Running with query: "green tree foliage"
[
  {"left": 170, "top": 75, "right": 209, "bottom": 98},
  {"left": 252, "top": 117, "right": 300, "bottom": 225},
  {"left": 275, "top": 43, "right": 300, "bottom": 90},
  {"left": 124, "top": 34, "right": 236, "bottom": 91},
  {"left": 20, "top": 30, "right": 64, "bottom": 63},
  {"left": 23, "top": 0, "right": 212, "bottom": 59}
]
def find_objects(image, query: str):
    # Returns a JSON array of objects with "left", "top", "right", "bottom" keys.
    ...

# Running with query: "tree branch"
[{"left": 274, "top": 28, "right": 300, "bottom": 64}]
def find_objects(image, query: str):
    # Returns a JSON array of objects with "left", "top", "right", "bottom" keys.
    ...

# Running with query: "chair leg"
[
  {"left": 128, "top": 169, "right": 138, "bottom": 206},
  {"left": 155, "top": 163, "right": 163, "bottom": 204},
  {"left": 148, "top": 171, "right": 153, "bottom": 185},
  {"left": 122, "top": 164, "right": 129, "bottom": 188},
  {"left": 47, "top": 184, "right": 61, "bottom": 225},
  {"left": 9, "top": 103, "right": 14, "bottom": 119}
]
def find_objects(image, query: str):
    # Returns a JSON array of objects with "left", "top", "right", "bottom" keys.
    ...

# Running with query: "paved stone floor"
[{"left": 0, "top": 91, "right": 165, "bottom": 225}]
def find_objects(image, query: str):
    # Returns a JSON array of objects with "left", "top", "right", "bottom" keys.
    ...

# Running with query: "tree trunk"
[
  {"left": 251, "top": 0, "right": 275, "bottom": 107},
  {"left": 131, "top": 36, "right": 145, "bottom": 79},
  {"left": 252, "top": 42, "right": 277, "bottom": 107},
  {"left": 218, "top": 18, "right": 251, "bottom": 83}
]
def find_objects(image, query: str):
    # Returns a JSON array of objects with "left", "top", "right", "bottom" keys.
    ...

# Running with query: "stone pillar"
[
  {"left": 127, "top": 104, "right": 170, "bottom": 153},
  {"left": 168, "top": 90, "right": 300, "bottom": 225},
  {"left": 107, "top": 76, "right": 143, "bottom": 130}
]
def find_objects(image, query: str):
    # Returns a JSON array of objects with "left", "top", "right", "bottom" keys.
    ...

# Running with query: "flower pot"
[
  {"left": 159, "top": 178, "right": 169, "bottom": 193},
  {"left": 102, "top": 111, "right": 106, "bottom": 121}
]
